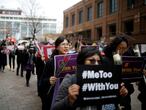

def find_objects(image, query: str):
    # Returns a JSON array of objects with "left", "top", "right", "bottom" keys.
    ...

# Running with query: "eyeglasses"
[{"left": 60, "top": 43, "right": 69, "bottom": 47}]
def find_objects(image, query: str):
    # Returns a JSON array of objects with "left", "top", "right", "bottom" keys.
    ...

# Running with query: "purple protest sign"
[
  {"left": 51, "top": 53, "right": 77, "bottom": 110},
  {"left": 122, "top": 56, "right": 144, "bottom": 82},
  {"left": 54, "top": 53, "right": 78, "bottom": 78}
]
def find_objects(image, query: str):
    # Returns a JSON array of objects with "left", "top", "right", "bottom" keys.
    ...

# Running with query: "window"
[
  {"left": 96, "top": 27, "right": 102, "bottom": 40},
  {"left": 87, "top": 6, "right": 92, "bottom": 21},
  {"left": 65, "top": 16, "right": 69, "bottom": 28},
  {"left": 109, "top": 0, "right": 118, "bottom": 13},
  {"left": 79, "top": 10, "right": 83, "bottom": 24},
  {"left": 127, "top": 0, "right": 135, "bottom": 9},
  {"left": 72, "top": 14, "right": 75, "bottom": 26},
  {"left": 124, "top": 20, "right": 134, "bottom": 35},
  {"left": 97, "top": 1, "right": 104, "bottom": 17},
  {"left": 140, "top": 16, "right": 146, "bottom": 33},
  {"left": 109, "top": 24, "right": 116, "bottom": 36},
  {"left": 145, "top": 0, "right": 146, "bottom": 4}
]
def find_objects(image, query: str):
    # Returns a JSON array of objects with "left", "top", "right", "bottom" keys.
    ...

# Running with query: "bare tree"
[{"left": 18, "top": 0, "right": 43, "bottom": 40}]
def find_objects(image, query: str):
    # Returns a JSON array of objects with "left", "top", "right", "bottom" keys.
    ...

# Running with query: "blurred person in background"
[
  {"left": 34, "top": 51, "right": 46, "bottom": 95},
  {"left": 15, "top": 44, "right": 25, "bottom": 77},
  {"left": 137, "top": 51, "right": 146, "bottom": 110},
  {"left": 0, "top": 43, "right": 7, "bottom": 72},
  {"left": 24, "top": 47, "right": 36, "bottom": 87},
  {"left": 8, "top": 42, "right": 16, "bottom": 72},
  {"left": 104, "top": 35, "right": 134, "bottom": 110}
]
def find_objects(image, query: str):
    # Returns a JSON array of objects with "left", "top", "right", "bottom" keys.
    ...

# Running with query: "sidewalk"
[
  {"left": 0, "top": 66, "right": 141, "bottom": 110},
  {"left": 0, "top": 66, "right": 41, "bottom": 110}
]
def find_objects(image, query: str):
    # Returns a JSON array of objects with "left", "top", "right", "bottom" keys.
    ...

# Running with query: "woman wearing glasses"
[
  {"left": 39, "top": 36, "right": 70, "bottom": 110},
  {"left": 104, "top": 35, "right": 134, "bottom": 110}
]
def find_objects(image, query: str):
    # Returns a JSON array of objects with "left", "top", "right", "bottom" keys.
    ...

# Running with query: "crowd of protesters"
[
  {"left": 0, "top": 39, "right": 36, "bottom": 86},
  {"left": 0, "top": 34, "right": 146, "bottom": 110}
]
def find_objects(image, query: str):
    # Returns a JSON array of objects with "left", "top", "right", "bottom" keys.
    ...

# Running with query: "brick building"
[{"left": 63, "top": 0, "right": 146, "bottom": 44}]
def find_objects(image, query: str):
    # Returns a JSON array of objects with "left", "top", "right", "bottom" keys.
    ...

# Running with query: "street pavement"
[
  {"left": 131, "top": 82, "right": 141, "bottom": 110},
  {"left": 0, "top": 66, "right": 41, "bottom": 110},
  {"left": 0, "top": 66, "right": 142, "bottom": 110}
]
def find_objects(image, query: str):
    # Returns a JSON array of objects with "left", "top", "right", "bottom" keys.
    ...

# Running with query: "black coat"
[
  {"left": 0, "top": 49, "right": 7, "bottom": 66},
  {"left": 39, "top": 58, "right": 54, "bottom": 94},
  {"left": 35, "top": 56, "right": 45, "bottom": 78},
  {"left": 15, "top": 49, "right": 23, "bottom": 63},
  {"left": 39, "top": 58, "right": 55, "bottom": 109},
  {"left": 103, "top": 46, "right": 134, "bottom": 110},
  {"left": 138, "top": 78, "right": 146, "bottom": 103}
]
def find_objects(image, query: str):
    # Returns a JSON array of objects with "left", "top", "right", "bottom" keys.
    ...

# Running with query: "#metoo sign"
[{"left": 77, "top": 65, "right": 121, "bottom": 106}]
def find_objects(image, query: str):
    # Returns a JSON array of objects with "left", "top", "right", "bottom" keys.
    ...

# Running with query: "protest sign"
[
  {"left": 77, "top": 65, "right": 121, "bottom": 106},
  {"left": 54, "top": 53, "right": 77, "bottom": 78},
  {"left": 43, "top": 45, "right": 54, "bottom": 58},
  {"left": 51, "top": 53, "right": 77, "bottom": 109},
  {"left": 38, "top": 43, "right": 55, "bottom": 60},
  {"left": 140, "top": 44, "right": 146, "bottom": 54},
  {"left": 122, "top": 56, "right": 144, "bottom": 82}
]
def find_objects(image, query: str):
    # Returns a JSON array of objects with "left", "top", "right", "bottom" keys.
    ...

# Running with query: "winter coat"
[{"left": 138, "top": 77, "right": 146, "bottom": 103}]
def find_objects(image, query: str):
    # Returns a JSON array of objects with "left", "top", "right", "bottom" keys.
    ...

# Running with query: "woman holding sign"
[
  {"left": 104, "top": 35, "right": 134, "bottom": 110},
  {"left": 39, "top": 36, "right": 70, "bottom": 110},
  {"left": 52, "top": 47, "right": 128, "bottom": 110}
]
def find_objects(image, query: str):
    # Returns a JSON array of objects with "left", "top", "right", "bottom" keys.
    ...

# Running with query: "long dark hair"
[
  {"left": 51, "top": 36, "right": 68, "bottom": 58},
  {"left": 104, "top": 35, "right": 128, "bottom": 59}
]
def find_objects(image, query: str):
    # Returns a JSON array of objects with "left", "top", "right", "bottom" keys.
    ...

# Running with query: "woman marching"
[{"left": 39, "top": 36, "right": 70, "bottom": 110}]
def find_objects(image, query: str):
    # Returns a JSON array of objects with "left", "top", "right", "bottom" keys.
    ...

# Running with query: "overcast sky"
[{"left": 0, "top": 0, "right": 81, "bottom": 32}]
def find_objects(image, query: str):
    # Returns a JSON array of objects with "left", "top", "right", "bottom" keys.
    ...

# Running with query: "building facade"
[
  {"left": 63, "top": 0, "right": 146, "bottom": 44},
  {"left": 0, "top": 8, "right": 57, "bottom": 40}
]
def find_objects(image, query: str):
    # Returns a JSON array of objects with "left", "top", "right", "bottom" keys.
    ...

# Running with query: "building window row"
[
  {"left": 65, "top": 0, "right": 118, "bottom": 27},
  {"left": 0, "top": 11, "right": 21, "bottom": 15},
  {"left": 64, "top": 0, "right": 141, "bottom": 28},
  {"left": 0, "top": 16, "right": 55, "bottom": 22},
  {"left": 0, "top": 20, "right": 56, "bottom": 38},
  {"left": 96, "top": 20, "right": 134, "bottom": 39}
]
